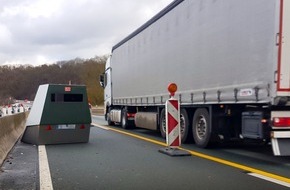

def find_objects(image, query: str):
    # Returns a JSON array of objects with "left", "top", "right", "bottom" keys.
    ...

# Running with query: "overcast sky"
[{"left": 0, "top": 0, "right": 173, "bottom": 66}]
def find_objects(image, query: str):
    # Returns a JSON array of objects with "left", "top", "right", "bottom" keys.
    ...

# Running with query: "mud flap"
[{"left": 271, "top": 131, "right": 290, "bottom": 156}]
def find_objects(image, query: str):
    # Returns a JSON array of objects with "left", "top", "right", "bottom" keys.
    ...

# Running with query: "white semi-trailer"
[{"left": 100, "top": 0, "right": 290, "bottom": 156}]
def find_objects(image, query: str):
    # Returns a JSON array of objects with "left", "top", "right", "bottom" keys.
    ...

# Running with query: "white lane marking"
[
  {"left": 39, "top": 145, "right": 53, "bottom": 190},
  {"left": 91, "top": 123, "right": 110, "bottom": 130},
  {"left": 248, "top": 173, "right": 290, "bottom": 188}
]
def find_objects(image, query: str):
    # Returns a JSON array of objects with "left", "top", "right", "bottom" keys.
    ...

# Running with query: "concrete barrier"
[
  {"left": 0, "top": 112, "right": 29, "bottom": 166},
  {"left": 91, "top": 106, "right": 104, "bottom": 115}
]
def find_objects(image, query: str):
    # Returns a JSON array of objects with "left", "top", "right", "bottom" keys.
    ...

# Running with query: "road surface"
[{"left": 0, "top": 114, "right": 289, "bottom": 189}]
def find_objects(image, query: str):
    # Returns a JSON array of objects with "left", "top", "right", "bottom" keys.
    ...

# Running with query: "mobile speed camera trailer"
[
  {"left": 22, "top": 84, "right": 91, "bottom": 145},
  {"left": 100, "top": 0, "right": 290, "bottom": 156}
]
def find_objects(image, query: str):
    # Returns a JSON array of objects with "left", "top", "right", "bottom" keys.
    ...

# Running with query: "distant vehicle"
[{"left": 100, "top": 0, "right": 290, "bottom": 156}]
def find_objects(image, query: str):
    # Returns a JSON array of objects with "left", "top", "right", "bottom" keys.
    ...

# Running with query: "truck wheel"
[
  {"left": 105, "top": 108, "right": 108, "bottom": 121},
  {"left": 180, "top": 109, "right": 190, "bottom": 143},
  {"left": 107, "top": 109, "right": 114, "bottom": 126},
  {"left": 107, "top": 113, "right": 114, "bottom": 126},
  {"left": 121, "top": 109, "right": 130, "bottom": 129},
  {"left": 160, "top": 109, "right": 166, "bottom": 138},
  {"left": 192, "top": 108, "right": 211, "bottom": 148},
  {"left": 160, "top": 108, "right": 189, "bottom": 143}
]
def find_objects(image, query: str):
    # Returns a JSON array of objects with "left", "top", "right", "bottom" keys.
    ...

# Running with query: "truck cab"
[{"left": 99, "top": 56, "right": 112, "bottom": 120}]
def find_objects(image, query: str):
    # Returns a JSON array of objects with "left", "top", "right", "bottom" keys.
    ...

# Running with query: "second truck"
[{"left": 100, "top": 0, "right": 290, "bottom": 156}]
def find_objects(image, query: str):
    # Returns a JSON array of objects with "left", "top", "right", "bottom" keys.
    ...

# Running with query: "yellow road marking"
[
  {"left": 93, "top": 123, "right": 290, "bottom": 184},
  {"left": 178, "top": 147, "right": 290, "bottom": 184},
  {"left": 91, "top": 123, "right": 110, "bottom": 130},
  {"left": 109, "top": 127, "right": 167, "bottom": 147}
]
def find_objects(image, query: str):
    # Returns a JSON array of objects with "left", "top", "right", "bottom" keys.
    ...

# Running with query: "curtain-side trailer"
[{"left": 100, "top": 0, "right": 290, "bottom": 156}]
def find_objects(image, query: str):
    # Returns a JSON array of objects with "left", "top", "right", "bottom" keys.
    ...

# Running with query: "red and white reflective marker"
[
  {"left": 159, "top": 83, "right": 191, "bottom": 157},
  {"left": 166, "top": 83, "right": 180, "bottom": 147}
]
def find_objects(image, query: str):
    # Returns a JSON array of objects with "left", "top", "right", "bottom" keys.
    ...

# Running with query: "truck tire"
[
  {"left": 160, "top": 108, "right": 190, "bottom": 143},
  {"left": 107, "top": 114, "right": 114, "bottom": 126},
  {"left": 107, "top": 109, "right": 114, "bottom": 126},
  {"left": 160, "top": 109, "right": 166, "bottom": 138},
  {"left": 180, "top": 109, "right": 190, "bottom": 143},
  {"left": 105, "top": 109, "right": 108, "bottom": 121},
  {"left": 121, "top": 109, "right": 129, "bottom": 129},
  {"left": 192, "top": 108, "right": 211, "bottom": 148}
]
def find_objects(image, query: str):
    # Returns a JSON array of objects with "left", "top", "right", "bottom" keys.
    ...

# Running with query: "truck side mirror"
[{"left": 99, "top": 74, "right": 105, "bottom": 88}]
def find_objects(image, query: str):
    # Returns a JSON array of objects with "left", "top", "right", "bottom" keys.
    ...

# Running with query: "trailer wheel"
[
  {"left": 160, "top": 108, "right": 189, "bottom": 143},
  {"left": 160, "top": 109, "right": 166, "bottom": 138},
  {"left": 192, "top": 108, "right": 211, "bottom": 148}
]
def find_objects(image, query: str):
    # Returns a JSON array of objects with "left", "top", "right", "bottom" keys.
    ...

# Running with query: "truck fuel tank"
[{"left": 135, "top": 112, "right": 158, "bottom": 130}]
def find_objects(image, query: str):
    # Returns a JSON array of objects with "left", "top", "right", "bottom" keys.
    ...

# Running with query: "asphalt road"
[{"left": 0, "top": 114, "right": 289, "bottom": 190}]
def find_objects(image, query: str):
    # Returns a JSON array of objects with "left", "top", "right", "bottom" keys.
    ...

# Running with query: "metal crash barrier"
[{"left": 22, "top": 84, "right": 91, "bottom": 145}]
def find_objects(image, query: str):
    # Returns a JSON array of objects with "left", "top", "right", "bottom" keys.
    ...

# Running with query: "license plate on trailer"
[{"left": 57, "top": 124, "right": 76, "bottom": 129}]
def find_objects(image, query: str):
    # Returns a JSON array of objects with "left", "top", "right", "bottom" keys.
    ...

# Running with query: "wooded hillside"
[{"left": 0, "top": 56, "right": 106, "bottom": 106}]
